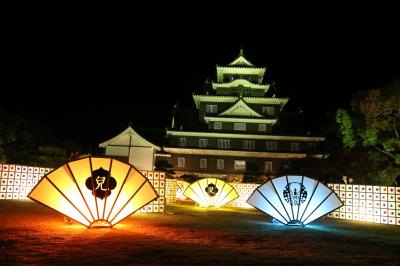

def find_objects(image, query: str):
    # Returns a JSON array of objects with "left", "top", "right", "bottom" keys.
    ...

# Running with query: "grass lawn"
[{"left": 0, "top": 200, "right": 399, "bottom": 265}]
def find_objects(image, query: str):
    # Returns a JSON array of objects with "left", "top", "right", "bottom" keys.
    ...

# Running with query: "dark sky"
[{"left": 3, "top": 3, "right": 399, "bottom": 149}]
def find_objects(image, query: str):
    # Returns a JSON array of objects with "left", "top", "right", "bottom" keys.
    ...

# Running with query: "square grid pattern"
[
  {"left": 328, "top": 184, "right": 400, "bottom": 226},
  {"left": 0, "top": 164, "right": 52, "bottom": 200},
  {"left": 224, "top": 183, "right": 258, "bottom": 208},
  {"left": 165, "top": 178, "right": 177, "bottom": 203},
  {"left": 140, "top": 170, "right": 166, "bottom": 213}
]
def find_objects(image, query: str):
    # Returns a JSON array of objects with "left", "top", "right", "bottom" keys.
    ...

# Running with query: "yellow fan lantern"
[
  {"left": 183, "top": 178, "right": 238, "bottom": 208},
  {"left": 176, "top": 180, "right": 190, "bottom": 200},
  {"left": 28, "top": 156, "right": 158, "bottom": 227}
]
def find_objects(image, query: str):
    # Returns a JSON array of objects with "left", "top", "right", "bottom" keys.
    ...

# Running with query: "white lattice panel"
[
  {"left": 225, "top": 183, "right": 258, "bottom": 208},
  {"left": 165, "top": 178, "right": 177, "bottom": 203},
  {"left": 140, "top": 170, "right": 166, "bottom": 213},
  {"left": 328, "top": 183, "right": 400, "bottom": 226},
  {"left": 0, "top": 164, "right": 52, "bottom": 200}
]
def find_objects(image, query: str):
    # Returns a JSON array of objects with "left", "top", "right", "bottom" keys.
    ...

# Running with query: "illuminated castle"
[
  {"left": 99, "top": 50, "right": 326, "bottom": 182},
  {"left": 162, "top": 49, "right": 326, "bottom": 182}
]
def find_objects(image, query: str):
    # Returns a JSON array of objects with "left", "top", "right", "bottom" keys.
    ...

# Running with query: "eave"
[
  {"left": 99, "top": 126, "right": 161, "bottom": 151},
  {"left": 216, "top": 66, "right": 266, "bottom": 83},
  {"left": 203, "top": 116, "right": 277, "bottom": 124},
  {"left": 166, "top": 130, "right": 326, "bottom": 142},
  {"left": 192, "top": 94, "right": 289, "bottom": 110},
  {"left": 212, "top": 79, "right": 269, "bottom": 92},
  {"left": 163, "top": 147, "right": 323, "bottom": 159},
  {"left": 228, "top": 54, "right": 255, "bottom": 67},
  {"left": 218, "top": 99, "right": 263, "bottom": 117}
]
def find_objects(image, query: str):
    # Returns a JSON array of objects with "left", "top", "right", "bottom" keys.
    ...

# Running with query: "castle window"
[
  {"left": 199, "top": 139, "right": 208, "bottom": 148},
  {"left": 264, "top": 161, "right": 273, "bottom": 173},
  {"left": 218, "top": 139, "right": 230, "bottom": 149},
  {"left": 243, "top": 140, "right": 255, "bottom": 150},
  {"left": 179, "top": 137, "right": 187, "bottom": 147},
  {"left": 266, "top": 141, "right": 278, "bottom": 151},
  {"left": 200, "top": 158, "right": 207, "bottom": 169},
  {"left": 234, "top": 123, "right": 246, "bottom": 131},
  {"left": 214, "top": 122, "right": 222, "bottom": 130},
  {"left": 258, "top": 124, "right": 267, "bottom": 132},
  {"left": 178, "top": 157, "right": 185, "bottom": 168},
  {"left": 234, "top": 160, "right": 246, "bottom": 171},
  {"left": 291, "top": 142, "right": 300, "bottom": 151},
  {"left": 217, "top": 159, "right": 224, "bottom": 170},
  {"left": 206, "top": 104, "right": 218, "bottom": 113},
  {"left": 307, "top": 142, "right": 317, "bottom": 151},
  {"left": 262, "top": 106, "right": 275, "bottom": 115}
]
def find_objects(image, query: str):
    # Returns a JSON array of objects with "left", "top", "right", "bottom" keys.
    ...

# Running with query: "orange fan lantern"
[{"left": 28, "top": 156, "right": 158, "bottom": 227}]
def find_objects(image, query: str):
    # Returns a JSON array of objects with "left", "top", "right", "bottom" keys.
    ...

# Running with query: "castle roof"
[{"left": 228, "top": 49, "right": 255, "bottom": 67}]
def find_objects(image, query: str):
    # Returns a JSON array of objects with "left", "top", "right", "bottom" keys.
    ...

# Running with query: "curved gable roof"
[
  {"left": 219, "top": 99, "right": 263, "bottom": 117},
  {"left": 99, "top": 126, "right": 161, "bottom": 151}
]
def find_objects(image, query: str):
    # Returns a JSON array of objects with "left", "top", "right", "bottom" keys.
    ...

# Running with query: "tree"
[
  {"left": 0, "top": 139, "right": 6, "bottom": 163},
  {"left": 0, "top": 109, "right": 70, "bottom": 166},
  {"left": 154, "top": 159, "right": 175, "bottom": 175},
  {"left": 336, "top": 80, "right": 400, "bottom": 185},
  {"left": 243, "top": 162, "right": 259, "bottom": 183},
  {"left": 34, "top": 145, "right": 67, "bottom": 168}
]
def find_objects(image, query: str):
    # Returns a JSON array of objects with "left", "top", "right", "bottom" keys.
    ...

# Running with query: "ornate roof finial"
[{"left": 240, "top": 44, "right": 244, "bottom": 56}]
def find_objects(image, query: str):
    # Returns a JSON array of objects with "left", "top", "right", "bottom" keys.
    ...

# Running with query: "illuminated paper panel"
[
  {"left": 102, "top": 159, "right": 131, "bottom": 220},
  {"left": 184, "top": 178, "right": 239, "bottom": 208},
  {"left": 246, "top": 189, "right": 288, "bottom": 224},
  {"left": 106, "top": 168, "right": 148, "bottom": 221},
  {"left": 110, "top": 182, "right": 158, "bottom": 225},
  {"left": 328, "top": 183, "right": 400, "bottom": 226},
  {"left": 29, "top": 178, "right": 90, "bottom": 226},
  {"left": 46, "top": 165, "right": 94, "bottom": 222},
  {"left": 176, "top": 180, "right": 190, "bottom": 200},
  {"left": 68, "top": 158, "right": 98, "bottom": 220},
  {"left": 255, "top": 181, "right": 291, "bottom": 222},
  {"left": 0, "top": 164, "right": 52, "bottom": 200},
  {"left": 140, "top": 171, "right": 166, "bottom": 213},
  {"left": 90, "top": 158, "right": 112, "bottom": 220},
  {"left": 225, "top": 183, "right": 258, "bottom": 208},
  {"left": 165, "top": 178, "right": 177, "bottom": 203},
  {"left": 248, "top": 176, "right": 343, "bottom": 226},
  {"left": 28, "top": 157, "right": 158, "bottom": 227},
  {"left": 185, "top": 181, "right": 209, "bottom": 207},
  {"left": 0, "top": 163, "right": 166, "bottom": 214}
]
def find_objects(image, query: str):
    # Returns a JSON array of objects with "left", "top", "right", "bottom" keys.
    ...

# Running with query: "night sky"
[{"left": 3, "top": 3, "right": 399, "bottom": 149}]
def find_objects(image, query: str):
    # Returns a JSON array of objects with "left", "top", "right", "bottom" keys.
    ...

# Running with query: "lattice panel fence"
[
  {"left": 225, "top": 183, "right": 258, "bottom": 208},
  {"left": 165, "top": 180, "right": 258, "bottom": 209},
  {"left": 0, "top": 163, "right": 165, "bottom": 213},
  {"left": 165, "top": 178, "right": 177, "bottom": 203},
  {"left": 140, "top": 170, "right": 166, "bottom": 213},
  {"left": 327, "top": 184, "right": 400, "bottom": 225},
  {"left": 0, "top": 164, "right": 52, "bottom": 200}
]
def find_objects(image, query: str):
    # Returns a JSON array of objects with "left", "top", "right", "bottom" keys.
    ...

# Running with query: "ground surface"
[{"left": 0, "top": 200, "right": 399, "bottom": 265}]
